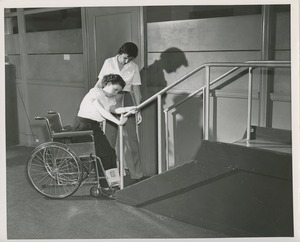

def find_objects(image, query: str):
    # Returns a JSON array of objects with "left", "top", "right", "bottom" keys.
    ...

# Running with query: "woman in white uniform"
[{"left": 94, "top": 42, "right": 144, "bottom": 180}]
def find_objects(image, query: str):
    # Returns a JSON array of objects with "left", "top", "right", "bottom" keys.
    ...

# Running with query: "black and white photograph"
[{"left": 1, "top": 0, "right": 299, "bottom": 241}]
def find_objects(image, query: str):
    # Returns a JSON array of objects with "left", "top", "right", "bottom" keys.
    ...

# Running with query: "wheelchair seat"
[{"left": 35, "top": 111, "right": 73, "bottom": 142}]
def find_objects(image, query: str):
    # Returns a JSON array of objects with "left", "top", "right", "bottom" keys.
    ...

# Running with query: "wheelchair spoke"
[{"left": 27, "top": 142, "right": 83, "bottom": 199}]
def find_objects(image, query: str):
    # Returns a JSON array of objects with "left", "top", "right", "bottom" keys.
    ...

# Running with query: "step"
[{"left": 243, "top": 125, "right": 292, "bottom": 144}]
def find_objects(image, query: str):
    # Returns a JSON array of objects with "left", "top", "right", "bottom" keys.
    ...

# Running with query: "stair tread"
[{"left": 234, "top": 139, "right": 292, "bottom": 154}]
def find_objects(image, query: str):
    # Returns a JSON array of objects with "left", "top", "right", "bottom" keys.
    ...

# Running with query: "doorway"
[{"left": 84, "top": 6, "right": 143, "bottom": 88}]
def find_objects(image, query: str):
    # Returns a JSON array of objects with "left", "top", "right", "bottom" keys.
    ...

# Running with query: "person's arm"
[
  {"left": 114, "top": 106, "right": 137, "bottom": 114},
  {"left": 109, "top": 95, "right": 136, "bottom": 114},
  {"left": 132, "top": 85, "right": 142, "bottom": 124},
  {"left": 132, "top": 85, "right": 142, "bottom": 105},
  {"left": 92, "top": 99, "right": 127, "bottom": 125},
  {"left": 95, "top": 60, "right": 109, "bottom": 88}
]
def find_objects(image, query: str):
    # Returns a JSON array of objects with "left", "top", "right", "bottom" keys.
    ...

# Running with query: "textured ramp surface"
[{"left": 116, "top": 141, "right": 293, "bottom": 237}]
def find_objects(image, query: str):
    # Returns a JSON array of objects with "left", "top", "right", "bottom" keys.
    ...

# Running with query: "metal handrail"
[
  {"left": 125, "top": 61, "right": 290, "bottom": 117},
  {"left": 164, "top": 67, "right": 240, "bottom": 113},
  {"left": 200, "top": 61, "right": 290, "bottom": 141},
  {"left": 124, "top": 64, "right": 208, "bottom": 117},
  {"left": 164, "top": 60, "right": 290, "bottom": 113},
  {"left": 118, "top": 60, "right": 291, "bottom": 189},
  {"left": 205, "top": 61, "right": 290, "bottom": 68}
]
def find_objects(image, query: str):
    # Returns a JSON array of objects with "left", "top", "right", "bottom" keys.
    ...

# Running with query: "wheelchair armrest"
[
  {"left": 52, "top": 130, "right": 93, "bottom": 139},
  {"left": 62, "top": 125, "right": 73, "bottom": 131}
]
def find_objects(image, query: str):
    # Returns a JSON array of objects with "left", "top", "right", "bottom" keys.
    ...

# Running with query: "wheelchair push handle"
[
  {"left": 35, "top": 116, "right": 46, "bottom": 120},
  {"left": 47, "top": 110, "right": 58, "bottom": 115}
]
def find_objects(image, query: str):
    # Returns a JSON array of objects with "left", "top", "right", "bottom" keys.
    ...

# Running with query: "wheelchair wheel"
[
  {"left": 90, "top": 186, "right": 101, "bottom": 198},
  {"left": 27, "top": 142, "right": 83, "bottom": 199}
]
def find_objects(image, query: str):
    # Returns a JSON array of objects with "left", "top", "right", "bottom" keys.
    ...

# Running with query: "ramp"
[{"left": 116, "top": 140, "right": 293, "bottom": 237}]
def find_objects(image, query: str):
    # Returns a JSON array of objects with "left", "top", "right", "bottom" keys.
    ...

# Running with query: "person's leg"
[
  {"left": 104, "top": 92, "right": 123, "bottom": 159},
  {"left": 93, "top": 127, "right": 117, "bottom": 170},
  {"left": 104, "top": 120, "right": 118, "bottom": 148},
  {"left": 123, "top": 115, "right": 143, "bottom": 179},
  {"left": 123, "top": 93, "right": 144, "bottom": 179},
  {"left": 73, "top": 117, "right": 117, "bottom": 187}
]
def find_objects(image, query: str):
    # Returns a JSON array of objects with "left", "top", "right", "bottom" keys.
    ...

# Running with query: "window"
[
  {"left": 147, "top": 5, "right": 262, "bottom": 23},
  {"left": 25, "top": 8, "right": 81, "bottom": 32},
  {"left": 4, "top": 8, "right": 82, "bottom": 34},
  {"left": 5, "top": 8, "right": 17, "bottom": 13},
  {"left": 5, "top": 16, "right": 18, "bottom": 34}
]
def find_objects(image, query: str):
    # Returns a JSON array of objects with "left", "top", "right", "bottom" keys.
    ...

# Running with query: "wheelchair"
[{"left": 26, "top": 111, "right": 119, "bottom": 199}]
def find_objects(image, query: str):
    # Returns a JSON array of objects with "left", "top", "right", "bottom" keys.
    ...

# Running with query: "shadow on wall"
[
  {"left": 141, "top": 47, "right": 188, "bottom": 89},
  {"left": 139, "top": 48, "right": 204, "bottom": 172}
]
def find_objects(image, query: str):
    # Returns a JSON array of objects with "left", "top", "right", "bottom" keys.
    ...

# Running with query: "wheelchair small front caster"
[{"left": 90, "top": 186, "right": 101, "bottom": 198}]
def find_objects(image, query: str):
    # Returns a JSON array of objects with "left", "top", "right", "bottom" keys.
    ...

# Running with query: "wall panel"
[
  {"left": 147, "top": 15, "right": 261, "bottom": 52},
  {"left": 16, "top": 83, "right": 32, "bottom": 145},
  {"left": 5, "top": 34, "right": 20, "bottom": 54},
  {"left": 94, "top": 12, "right": 132, "bottom": 78},
  {"left": 27, "top": 84, "right": 86, "bottom": 143},
  {"left": 25, "top": 29, "right": 83, "bottom": 54},
  {"left": 272, "top": 38, "right": 291, "bottom": 130},
  {"left": 26, "top": 54, "right": 84, "bottom": 85},
  {"left": 271, "top": 101, "right": 291, "bottom": 130},
  {"left": 273, "top": 50, "right": 291, "bottom": 94},
  {"left": 275, "top": 12, "right": 290, "bottom": 50},
  {"left": 147, "top": 51, "right": 261, "bottom": 92},
  {"left": 6, "top": 56, "right": 21, "bottom": 80},
  {"left": 215, "top": 96, "right": 260, "bottom": 142}
]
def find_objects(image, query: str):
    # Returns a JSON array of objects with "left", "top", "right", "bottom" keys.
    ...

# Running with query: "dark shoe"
[{"left": 101, "top": 187, "right": 116, "bottom": 200}]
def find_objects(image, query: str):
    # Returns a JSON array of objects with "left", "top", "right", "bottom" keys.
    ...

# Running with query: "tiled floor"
[{"left": 6, "top": 145, "right": 227, "bottom": 240}]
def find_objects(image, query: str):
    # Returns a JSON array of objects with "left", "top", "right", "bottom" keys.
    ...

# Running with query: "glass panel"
[
  {"left": 5, "top": 8, "right": 17, "bottom": 13},
  {"left": 5, "top": 17, "right": 18, "bottom": 34},
  {"left": 274, "top": 5, "right": 290, "bottom": 13},
  {"left": 189, "top": 5, "right": 262, "bottom": 19},
  {"left": 24, "top": 8, "right": 42, "bottom": 11},
  {"left": 147, "top": 5, "right": 262, "bottom": 23},
  {"left": 25, "top": 8, "right": 81, "bottom": 32}
]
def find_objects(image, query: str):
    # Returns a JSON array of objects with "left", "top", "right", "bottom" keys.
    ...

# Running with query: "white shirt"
[
  {"left": 96, "top": 55, "right": 141, "bottom": 92},
  {"left": 78, "top": 87, "right": 117, "bottom": 122}
]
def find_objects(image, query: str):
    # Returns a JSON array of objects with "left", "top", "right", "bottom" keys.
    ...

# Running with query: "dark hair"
[
  {"left": 118, "top": 42, "right": 138, "bottom": 58},
  {"left": 101, "top": 74, "right": 126, "bottom": 89}
]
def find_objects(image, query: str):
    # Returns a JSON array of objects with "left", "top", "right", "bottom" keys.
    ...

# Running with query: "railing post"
[
  {"left": 157, "top": 94, "right": 162, "bottom": 174},
  {"left": 205, "top": 66, "right": 210, "bottom": 140},
  {"left": 202, "top": 87, "right": 206, "bottom": 140},
  {"left": 260, "top": 6, "right": 275, "bottom": 127},
  {"left": 246, "top": 67, "right": 253, "bottom": 142},
  {"left": 119, "top": 123, "right": 124, "bottom": 189},
  {"left": 164, "top": 110, "right": 169, "bottom": 171}
]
